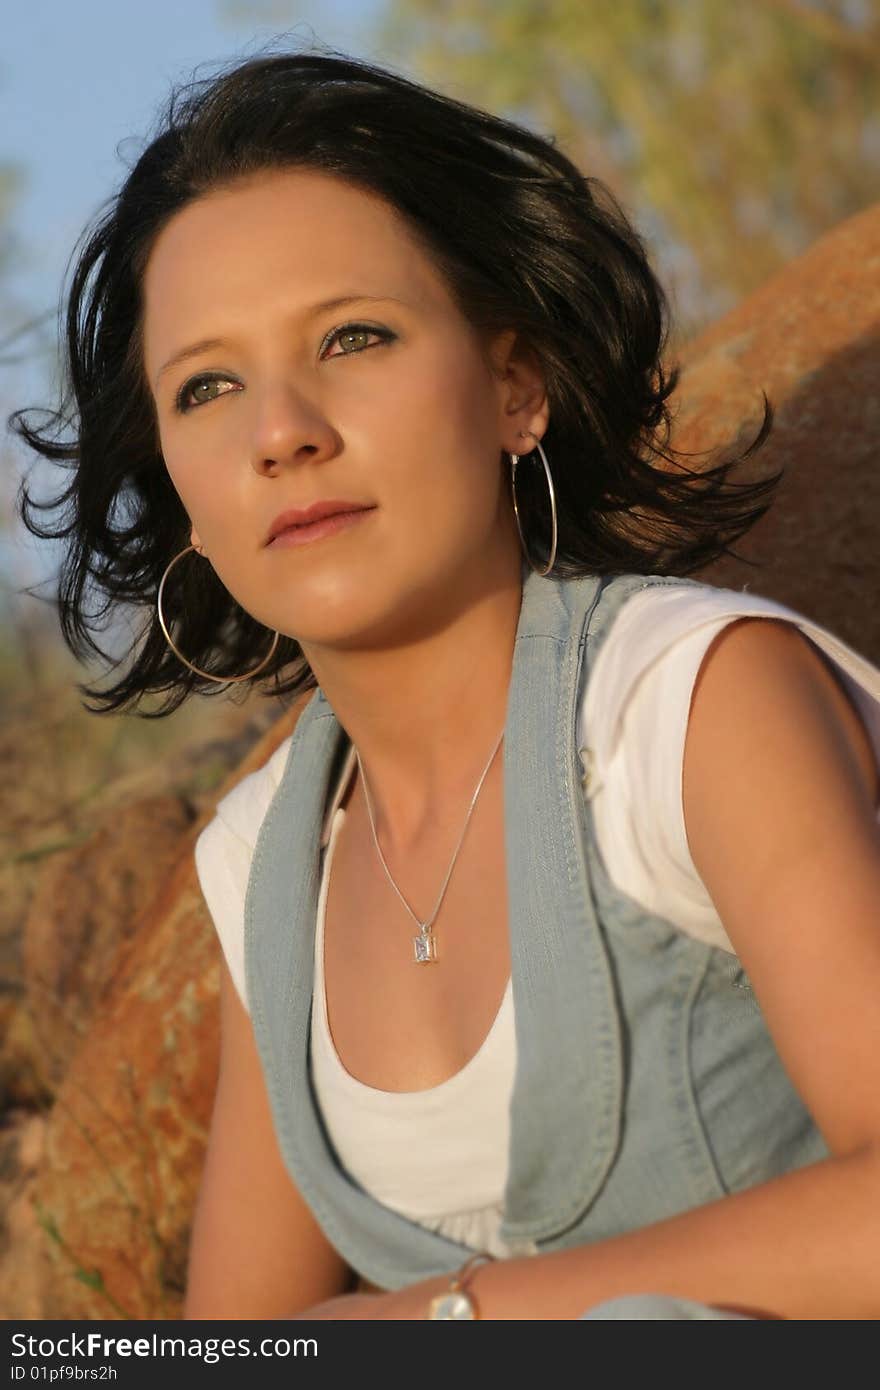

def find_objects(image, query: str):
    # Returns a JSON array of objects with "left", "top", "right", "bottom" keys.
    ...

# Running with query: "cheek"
[
  {"left": 160, "top": 447, "right": 192, "bottom": 500},
  {"left": 388, "top": 341, "right": 499, "bottom": 502},
  {"left": 161, "top": 453, "right": 213, "bottom": 538},
  {"left": 160, "top": 427, "right": 242, "bottom": 530}
]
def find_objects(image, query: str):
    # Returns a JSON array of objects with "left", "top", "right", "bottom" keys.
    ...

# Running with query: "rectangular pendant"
[{"left": 413, "top": 931, "right": 437, "bottom": 963}]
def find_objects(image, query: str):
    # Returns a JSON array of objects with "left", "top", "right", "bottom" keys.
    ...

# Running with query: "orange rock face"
[
  {"left": 4, "top": 701, "right": 306, "bottom": 1319},
  {"left": 22, "top": 796, "right": 195, "bottom": 1094},
  {"left": 680, "top": 202, "right": 880, "bottom": 665}
]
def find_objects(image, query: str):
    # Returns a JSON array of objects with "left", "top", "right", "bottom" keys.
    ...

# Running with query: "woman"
[{"left": 13, "top": 48, "right": 880, "bottom": 1321}]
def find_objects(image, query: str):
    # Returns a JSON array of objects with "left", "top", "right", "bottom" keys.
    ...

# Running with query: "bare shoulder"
[
  {"left": 687, "top": 616, "right": 878, "bottom": 809},
  {"left": 681, "top": 615, "right": 880, "bottom": 1157}
]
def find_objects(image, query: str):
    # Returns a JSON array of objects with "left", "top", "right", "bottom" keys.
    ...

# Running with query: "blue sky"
[{"left": 2, "top": 0, "right": 387, "bottom": 319}]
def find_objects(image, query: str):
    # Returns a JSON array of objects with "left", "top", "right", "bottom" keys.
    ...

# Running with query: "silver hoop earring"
[
  {"left": 156, "top": 544, "right": 281, "bottom": 684},
  {"left": 510, "top": 433, "right": 558, "bottom": 576}
]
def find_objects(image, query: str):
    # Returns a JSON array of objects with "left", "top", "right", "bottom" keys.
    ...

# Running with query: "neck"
[{"left": 300, "top": 554, "right": 525, "bottom": 851}]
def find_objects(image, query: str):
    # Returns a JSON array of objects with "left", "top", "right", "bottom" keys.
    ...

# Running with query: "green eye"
[
  {"left": 321, "top": 322, "right": 395, "bottom": 358},
  {"left": 175, "top": 374, "right": 238, "bottom": 413}
]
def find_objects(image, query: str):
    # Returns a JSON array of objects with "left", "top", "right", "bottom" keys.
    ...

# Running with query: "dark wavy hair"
[{"left": 11, "top": 44, "right": 780, "bottom": 718}]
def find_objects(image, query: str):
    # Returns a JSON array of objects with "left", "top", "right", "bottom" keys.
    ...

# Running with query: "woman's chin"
[{"left": 277, "top": 592, "right": 400, "bottom": 654}]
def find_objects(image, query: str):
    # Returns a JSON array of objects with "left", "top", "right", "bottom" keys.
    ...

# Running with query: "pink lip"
[
  {"left": 265, "top": 500, "right": 375, "bottom": 546},
  {"left": 266, "top": 506, "right": 376, "bottom": 548}
]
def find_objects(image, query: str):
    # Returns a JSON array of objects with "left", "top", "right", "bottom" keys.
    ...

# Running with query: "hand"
[{"left": 291, "top": 1291, "right": 388, "bottom": 1320}]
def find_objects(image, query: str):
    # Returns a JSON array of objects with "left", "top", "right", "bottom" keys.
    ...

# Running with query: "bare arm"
[
  {"left": 184, "top": 952, "right": 353, "bottom": 1318},
  {"left": 303, "top": 617, "right": 880, "bottom": 1320}
]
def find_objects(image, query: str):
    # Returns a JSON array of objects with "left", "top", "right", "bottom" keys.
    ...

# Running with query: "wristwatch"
[{"left": 427, "top": 1253, "right": 494, "bottom": 1320}]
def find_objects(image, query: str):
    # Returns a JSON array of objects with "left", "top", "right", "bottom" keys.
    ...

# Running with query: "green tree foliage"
[{"left": 379, "top": 0, "right": 880, "bottom": 341}]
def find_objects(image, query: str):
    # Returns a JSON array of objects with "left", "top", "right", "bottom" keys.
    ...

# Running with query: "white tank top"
[{"left": 309, "top": 797, "right": 522, "bottom": 1257}]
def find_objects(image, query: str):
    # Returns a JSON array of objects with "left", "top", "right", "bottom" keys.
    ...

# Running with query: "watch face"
[{"left": 429, "top": 1291, "right": 476, "bottom": 1320}]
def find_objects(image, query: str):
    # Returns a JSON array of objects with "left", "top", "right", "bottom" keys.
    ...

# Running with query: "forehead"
[{"left": 142, "top": 168, "right": 447, "bottom": 359}]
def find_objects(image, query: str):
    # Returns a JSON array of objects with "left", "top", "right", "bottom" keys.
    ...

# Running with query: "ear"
[
  {"left": 190, "top": 527, "right": 204, "bottom": 555},
  {"left": 488, "top": 329, "right": 550, "bottom": 456}
]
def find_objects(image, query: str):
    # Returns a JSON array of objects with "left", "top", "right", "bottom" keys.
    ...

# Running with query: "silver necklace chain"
[{"left": 354, "top": 726, "right": 505, "bottom": 963}]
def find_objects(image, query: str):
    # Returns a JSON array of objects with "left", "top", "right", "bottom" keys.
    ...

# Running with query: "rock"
[
  {"left": 21, "top": 796, "right": 195, "bottom": 1094},
  {"left": 677, "top": 202, "right": 880, "bottom": 665},
  {"left": 15, "top": 697, "right": 307, "bottom": 1319},
  {"left": 1, "top": 695, "right": 281, "bottom": 1112}
]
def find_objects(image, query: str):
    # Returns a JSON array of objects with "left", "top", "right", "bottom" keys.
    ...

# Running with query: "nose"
[{"left": 248, "top": 382, "right": 340, "bottom": 477}]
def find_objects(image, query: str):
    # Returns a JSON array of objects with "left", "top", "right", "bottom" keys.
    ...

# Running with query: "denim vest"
[{"left": 243, "top": 564, "right": 827, "bottom": 1291}]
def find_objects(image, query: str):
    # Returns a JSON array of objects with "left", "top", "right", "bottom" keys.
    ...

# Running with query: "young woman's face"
[{"left": 142, "top": 167, "right": 545, "bottom": 652}]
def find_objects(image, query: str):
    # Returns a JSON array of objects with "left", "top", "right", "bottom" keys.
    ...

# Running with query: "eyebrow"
[{"left": 154, "top": 293, "right": 408, "bottom": 387}]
